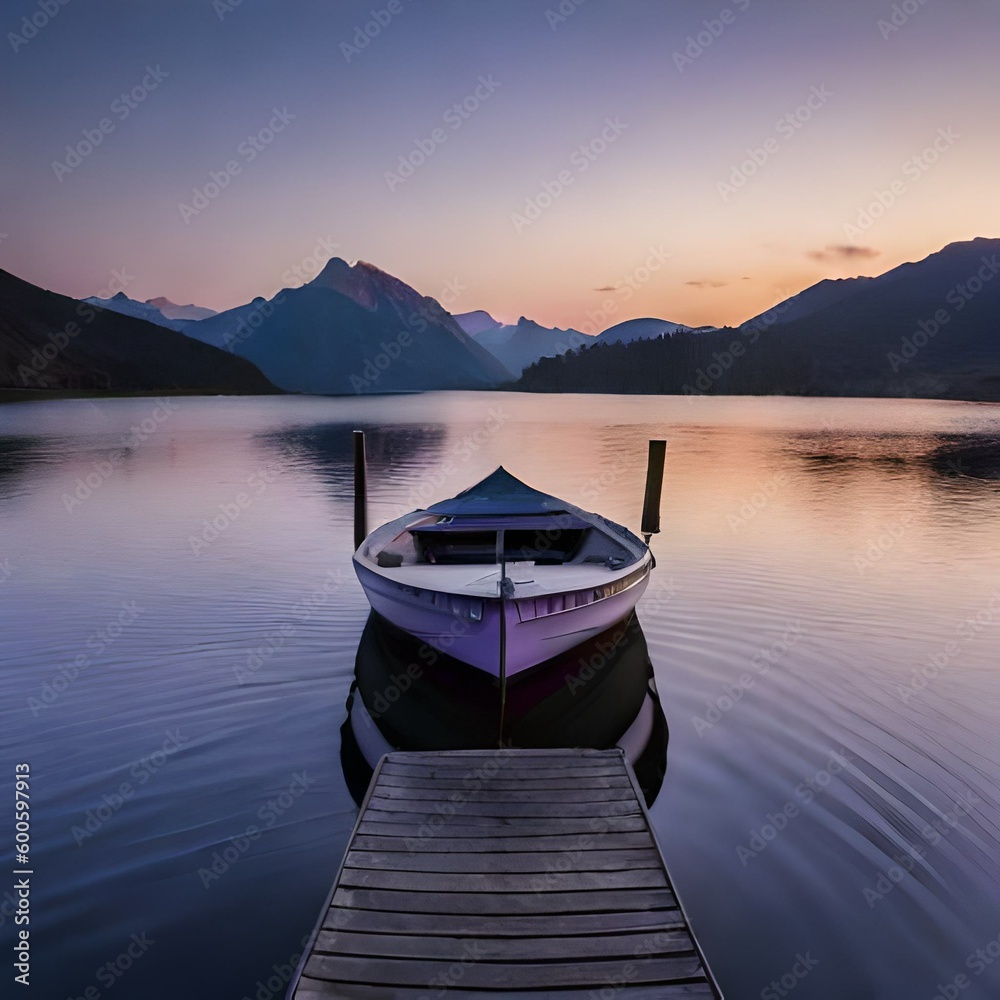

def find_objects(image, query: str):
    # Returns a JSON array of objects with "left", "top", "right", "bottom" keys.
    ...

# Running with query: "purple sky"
[{"left": 1, "top": 0, "right": 997, "bottom": 329}]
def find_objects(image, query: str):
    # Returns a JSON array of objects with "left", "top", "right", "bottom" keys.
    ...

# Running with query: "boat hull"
[{"left": 354, "top": 560, "right": 651, "bottom": 677}]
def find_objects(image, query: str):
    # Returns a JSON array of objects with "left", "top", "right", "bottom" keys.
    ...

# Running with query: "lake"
[{"left": 1, "top": 391, "right": 999, "bottom": 999}]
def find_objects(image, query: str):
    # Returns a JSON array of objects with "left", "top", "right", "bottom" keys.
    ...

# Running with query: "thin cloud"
[
  {"left": 685, "top": 280, "right": 727, "bottom": 289},
  {"left": 807, "top": 244, "right": 881, "bottom": 262},
  {"left": 593, "top": 285, "right": 618, "bottom": 292}
]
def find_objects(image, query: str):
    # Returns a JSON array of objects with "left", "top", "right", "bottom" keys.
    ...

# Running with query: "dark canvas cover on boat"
[{"left": 426, "top": 467, "right": 577, "bottom": 516}]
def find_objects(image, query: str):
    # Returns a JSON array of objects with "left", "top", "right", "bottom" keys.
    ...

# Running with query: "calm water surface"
[{"left": 1, "top": 392, "right": 999, "bottom": 1000}]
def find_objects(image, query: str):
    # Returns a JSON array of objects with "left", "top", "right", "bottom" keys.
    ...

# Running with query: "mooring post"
[
  {"left": 353, "top": 430, "right": 368, "bottom": 550},
  {"left": 641, "top": 439, "right": 666, "bottom": 542}
]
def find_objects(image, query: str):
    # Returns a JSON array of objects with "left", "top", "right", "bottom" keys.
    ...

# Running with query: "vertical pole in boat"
[
  {"left": 641, "top": 440, "right": 666, "bottom": 544},
  {"left": 497, "top": 532, "right": 512, "bottom": 748},
  {"left": 353, "top": 430, "right": 368, "bottom": 551}
]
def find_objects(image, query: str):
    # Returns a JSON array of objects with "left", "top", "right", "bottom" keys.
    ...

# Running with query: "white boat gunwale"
[{"left": 355, "top": 508, "right": 650, "bottom": 603}]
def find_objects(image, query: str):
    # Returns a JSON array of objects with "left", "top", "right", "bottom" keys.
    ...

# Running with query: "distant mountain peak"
[
  {"left": 145, "top": 296, "right": 217, "bottom": 321},
  {"left": 181, "top": 261, "right": 509, "bottom": 392},
  {"left": 311, "top": 256, "right": 353, "bottom": 286},
  {"left": 455, "top": 312, "right": 588, "bottom": 375},
  {"left": 595, "top": 317, "right": 693, "bottom": 345},
  {"left": 310, "top": 257, "right": 396, "bottom": 287},
  {"left": 308, "top": 256, "right": 429, "bottom": 314},
  {"left": 84, "top": 291, "right": 185, "bottom": 332},
  {"left": 86, "top": 291, "right": 218, "bottom": 326},
  {"left": 455, "top": 310, "right": 502, "bottom": 336},
  {"left": 514, "top": 316, "right": 561, "bottom": 332},
  {"left": 942, "top": 235, "right": 994, "bottom": 252}
]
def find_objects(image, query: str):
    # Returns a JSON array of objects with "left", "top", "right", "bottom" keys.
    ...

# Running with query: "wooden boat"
[{"left": 352, "top": 467, "right": 653, "bottom": 677}]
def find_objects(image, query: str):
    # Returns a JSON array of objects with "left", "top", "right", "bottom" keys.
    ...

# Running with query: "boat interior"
[{"left": 372, "top": 514, "right": 638, "bottom": 571}]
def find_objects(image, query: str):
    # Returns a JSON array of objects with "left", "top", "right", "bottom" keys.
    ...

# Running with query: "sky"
[{"left": 1, "top": 0, "right": 998, "bottom": 330}]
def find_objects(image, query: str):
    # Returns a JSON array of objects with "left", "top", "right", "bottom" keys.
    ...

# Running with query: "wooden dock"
[{"left": 289, "top": 748, "right": 722, "bottom": 999}]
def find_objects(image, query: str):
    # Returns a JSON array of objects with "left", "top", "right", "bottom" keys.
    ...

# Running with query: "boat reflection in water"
[{"left": 340, "top": 610, "right": 668, "bottom": 807}]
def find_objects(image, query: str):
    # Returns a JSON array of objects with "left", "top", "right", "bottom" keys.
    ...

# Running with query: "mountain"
[
  {"left": 515, "top": 239, "right": 1000, "bottom": 401},
  {"left": 181, "top": 298, "right": 271, "bottom": 350},
  {"left": 82, "top": 293, "right": 217, "bottom": 329},
  {"left": 0, "top": 269, "right": 278, "bottom": 395},
  {"left": 83, "top": 292, "right": 185, "bottom": 331},
  {"left": 595, "top": 317, "right": 694, "bottom": 345},
  {"left": 455, "top": 315, "right": 588, "bottom": 377},
  {"left": 489, "top": 318, "right": 587, "bottom": 376},
  {"left": 740, "top": 277, "right": 873, "bottom": 331},
  {"left": 186, "top": 259, "right": 513, "bottom": 394},
  {"left": 767, "top": 237, "right": 1000, "bottom": 397},
  {"left": 456, "top": 310, "right": 708, "bottom": 375},
  {"left": 456, "top": 308, "right": 706, "bottom": 376},
  {"left": 454, "top": 310, "right": 502, "bottom": 336},
  {"left": 146, "top": 297, "right": 217, "bottom": 321}
]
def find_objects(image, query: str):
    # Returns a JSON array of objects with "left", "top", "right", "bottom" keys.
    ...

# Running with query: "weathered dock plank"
[
  {"left": 320, "top": 908, "right": 688, "bottom": 938},
  {"left": 288, "top": 748, "right": 722, "bottom": 999},
  {"left": 360, "top": 797, "right": 643, "bottom": 817},
  {"left": 337, "top": 865, "right": 668, "bottom": 893},
  {"left": 312, "top": 928, "right": 698, "bottom": 961},
  {"left": 331, "top": 885, "right": 678, "bottom": 914},
  {"left": 343, "top": 847, "right": 663, "bottom": 872},
  {"left": 371, "top": 783, "right": 636, "bottom": 801},
  {"left": 302, "top": 953, "right": 706, "bottom": 989},
  {"left": 350, "top": 830, "right": 659, "bottom": 853},
  {"left": 294, "top": 982, "right": 716, "bottom": 1000},
  {"left": 357, "top": 809, "right": 650, "bottom": 831}
]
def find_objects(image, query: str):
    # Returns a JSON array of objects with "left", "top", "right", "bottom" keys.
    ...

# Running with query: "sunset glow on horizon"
[{"left": 2, "top": 0, "right": 998, "bottom": 330}]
